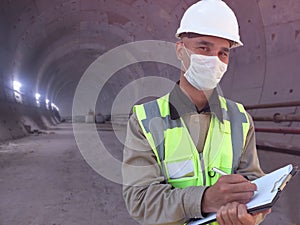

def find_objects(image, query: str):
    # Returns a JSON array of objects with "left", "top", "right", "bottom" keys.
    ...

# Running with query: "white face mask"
[{"left": 182, "top": 48, "right": 228, "bottom": 90}]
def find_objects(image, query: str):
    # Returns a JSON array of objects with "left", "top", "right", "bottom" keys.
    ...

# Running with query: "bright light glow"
[
  {"left": 35, "top": 93, "right": 41, "bottom": 107},
  {"left": 51, "top": 103, "right": 60, "bottom": 111},
  {"left": 46, "top": 99, "right": 50, "bottom": 110},
  {"left": 35, "top": 93, "right": 41, "bottom": 100},
  {"left": 13, "top": 81, "right": 22, "bottom": 92}
]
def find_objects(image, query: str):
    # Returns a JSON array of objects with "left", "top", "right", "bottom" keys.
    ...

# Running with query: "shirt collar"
[{"left": 169, "top": 83, "right": 223, "bottom": 122}]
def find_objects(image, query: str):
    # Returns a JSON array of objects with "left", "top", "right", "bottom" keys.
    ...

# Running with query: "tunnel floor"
[
  {"left": 0, "top": 123, "right": 138, "bottom": 225},
  {"left": 0, "top": 123, "right": 299, "bottom": 225}
]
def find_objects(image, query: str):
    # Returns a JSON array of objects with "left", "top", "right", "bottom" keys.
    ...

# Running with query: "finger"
[
  {"left": 252, "top": 208, "right": 272, "bottom": 216},
  {"left": 216, "top": 206, "right": 225, "bottom": 225},
  {"left": 252, "top": 208, "right": 272, "bottom": 224},
  {"left": 220, "top": 204, "right": 235, "bottom": 225},
  {"left": 226, "top": 191, "right": 255, "bottom": 204},
  {"left": 218, "top": 179, "right": 257, "bottom": 193},
  {"left": 219, "top": 174, "right": 249, "bottom": 184},
  {"left": 231, "top": 182, "right": 257, "bottom": 193},
  {"left": 237, "top": 204, "right": 255, "bottom": 224},
  {"left": 227, "top": 202, "right": 242, "bottom": 225},
  {"left": 265, "top": 208, "right": 272, "bottom": 215}
]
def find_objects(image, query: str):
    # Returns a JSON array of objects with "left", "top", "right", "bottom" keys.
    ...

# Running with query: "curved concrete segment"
[{"left": 0, "top": 80, "right": 60, "bottom": 142}]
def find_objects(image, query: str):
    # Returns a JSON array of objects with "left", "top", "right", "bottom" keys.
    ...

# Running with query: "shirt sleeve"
[
  {"left": 236, "top": 112, "right": 265, "bottom": 180},
  {"left": 122, "top": 113, "right": 208, "bottom": 225},
  {"left": 232, "top": 112, "right": 267, "bottom": 224}
]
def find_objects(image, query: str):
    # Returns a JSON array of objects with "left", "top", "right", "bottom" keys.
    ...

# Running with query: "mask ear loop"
[
  {"left": 181, "top": 44, "right": 191, "bottom": 72},
  {"left": 181, "top": 60, "right": 188, "bottom": 72}
]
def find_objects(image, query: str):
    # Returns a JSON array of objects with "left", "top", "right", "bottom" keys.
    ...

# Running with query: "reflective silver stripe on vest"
[
  {"left": 222, "top": 99, "right": 248, "bottom": 173},
  {"left": 141, "top": 100, "right": 183, "bottom": 162}
]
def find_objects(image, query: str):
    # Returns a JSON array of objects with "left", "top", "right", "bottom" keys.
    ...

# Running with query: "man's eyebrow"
[
  {"left": 196, "top": 40, "right": 213, "bottom": 46},
  {"left": 222, "top": 47, "right": 230, "bottom": 53},
  {"left": 196, "top": 40, "right": 230, "bottom": 52}
]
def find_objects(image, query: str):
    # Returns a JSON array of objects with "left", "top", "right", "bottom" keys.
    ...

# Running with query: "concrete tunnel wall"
[
  {"left": 0, "top": 0, "right": 300, "bottom": 148},
  {"left": 0, "top": 81, "right": 60, "bottom": 142}
]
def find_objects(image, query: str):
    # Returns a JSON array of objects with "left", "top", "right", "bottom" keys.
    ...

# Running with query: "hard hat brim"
[{"left": 175, "top": 31, "right": 243, "bottom": 49}]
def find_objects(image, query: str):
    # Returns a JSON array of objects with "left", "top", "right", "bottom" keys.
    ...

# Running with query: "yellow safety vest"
[{"left": 134, "top": 93, "right": 250, "bottom": 224}]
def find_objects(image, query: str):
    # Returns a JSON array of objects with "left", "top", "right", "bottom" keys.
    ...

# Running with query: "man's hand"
[
  {"left": 202, "top": 174, "right": 257, "bottom": 212},
  {"left": 216, "top": 202, "right": 271, "bottom": 225}
]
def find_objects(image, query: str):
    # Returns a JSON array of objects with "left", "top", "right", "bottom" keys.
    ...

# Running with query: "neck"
[{"left": 179, "top": 75, "right": 214, "bottom": 111}]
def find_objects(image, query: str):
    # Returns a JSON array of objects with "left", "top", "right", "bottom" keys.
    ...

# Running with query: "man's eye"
[
  {"left": 220, "top": 52, "right": 229, "bottom": 58},
  {"left": 198, "top": 46, "right": 209, "bottom": 51}
]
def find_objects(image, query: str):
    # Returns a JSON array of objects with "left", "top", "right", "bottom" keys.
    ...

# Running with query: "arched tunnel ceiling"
[
  {"left": 0, "top": 0, "right": 300, "bottom": 146},
  {"left": 1, "top": 0, "right": 191, "bottom": 99}
]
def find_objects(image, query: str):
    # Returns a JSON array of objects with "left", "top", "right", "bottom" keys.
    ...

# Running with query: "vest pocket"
[
  {"left": 168, "top": 176, "right": 198, "bottom": 189},
  {"left": 165, "top": 159, "right": 194, "bottom": 179},
  {"left": 164, "top": 159, "right": 198, "bottom": 188}
]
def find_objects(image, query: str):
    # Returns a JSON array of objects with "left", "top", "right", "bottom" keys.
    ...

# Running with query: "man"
[{"left": 122, "top": 0, "right": 271, "bottom": 224}]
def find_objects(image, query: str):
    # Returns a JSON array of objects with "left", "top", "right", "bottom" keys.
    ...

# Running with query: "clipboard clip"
[
  {"left": 278, "top": 174, "right": 292, "bottom": 191},
  {"left": 271, "top": 174, "right": 287, "bottom": 193},
  {"left": 279, "top": 166, "right": 299, "bottom": 191},
  {"left": 271, "top": 166, "right": 299, "bottom": 193}
]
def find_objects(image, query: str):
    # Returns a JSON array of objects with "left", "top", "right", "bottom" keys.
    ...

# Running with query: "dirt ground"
[
  {"left": 0, "top": 123, "right": 299, "bottom": 225},
  {"left": 0, "top": 123, "right": 138, "bottom": 225}
]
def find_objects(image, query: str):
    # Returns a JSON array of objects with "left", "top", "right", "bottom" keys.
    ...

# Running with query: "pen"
[{"left": 212, "top": 167, "right": 228, "bottom": 176}]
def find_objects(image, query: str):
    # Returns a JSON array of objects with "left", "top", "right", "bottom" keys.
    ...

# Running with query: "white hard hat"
[{"left": 176, "top": 0, "right": 243, "bottom": 48}]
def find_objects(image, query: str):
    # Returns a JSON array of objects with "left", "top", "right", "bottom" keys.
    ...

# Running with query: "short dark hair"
[
  {"left": 178, "top": 32, "right": 203, "bottom": 39},
  {"left": 179, "top": 32, "right": 235, "bottom": 47}
]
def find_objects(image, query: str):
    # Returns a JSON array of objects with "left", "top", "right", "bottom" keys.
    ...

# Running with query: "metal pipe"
[
  {"left": 255, "top": 128, "right": 300, "bottom": 135},
  {"left": 253, "top": 114, "right": 300, "bottom": 122},
  {"left": 245, "top": 101, "right": 300, "bottom": 110},
  {"left": 257, "top": 145, "right": 300, "bottom": 156}
]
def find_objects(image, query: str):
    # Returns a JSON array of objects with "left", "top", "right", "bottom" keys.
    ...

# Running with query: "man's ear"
[{"left": 176, "top": 41, "right": 184, "bottom": 61}]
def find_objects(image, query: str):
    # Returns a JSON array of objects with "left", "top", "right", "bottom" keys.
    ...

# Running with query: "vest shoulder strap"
[
  {"left": 133, "top": 95, "right": 177, "bottom": 166},
  {"left": 220, "top": 96, "right": 250, "bottom": 172}
]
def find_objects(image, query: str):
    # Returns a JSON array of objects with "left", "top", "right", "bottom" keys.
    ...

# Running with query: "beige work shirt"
[{"left": 122, "top": 86, "right": 264, "bottom": 225}]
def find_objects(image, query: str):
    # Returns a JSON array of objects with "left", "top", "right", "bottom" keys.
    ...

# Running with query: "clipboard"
[{"left": 187, "top": 164, "right": 298, "bottom": 225}]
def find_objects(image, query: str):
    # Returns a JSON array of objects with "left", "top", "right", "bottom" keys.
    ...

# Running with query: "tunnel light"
[
  {"left": 13, "top": 81, "right": 23, "bottom": 103},
  {"left": 51, "top": 103, "right": 59, "bottom": 111},
  {"left": 46, "top": 99, "right": 50, "bottom": 109},
  {"left": 13, "top": 81, "right": 22, "bottom": 92},
  {"left": 35, "top": 93, "right": 41, "bottom": 100},
  {"left": 35, "top": 93, "right": 41, "bottom": 107}
]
